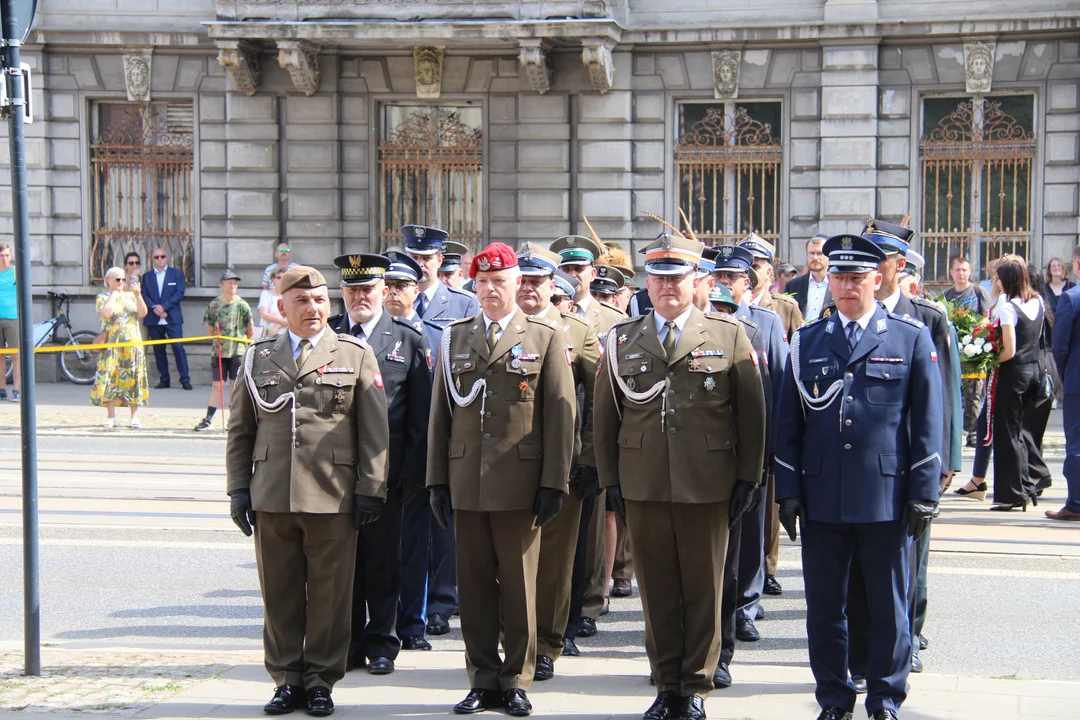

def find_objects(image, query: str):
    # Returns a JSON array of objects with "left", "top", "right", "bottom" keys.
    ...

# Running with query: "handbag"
[{"left": 1034, "top": 313, "right": 1060, "bottom": 406}]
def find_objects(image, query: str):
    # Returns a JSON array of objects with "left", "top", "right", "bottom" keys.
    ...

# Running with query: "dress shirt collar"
[
  {"left": 809, "top": 273, "right": 828, "bottom": 290},
  {"left": 350, "top": 309, "right": 383, "bottom": 340},
  {"left": 836, "top": 306, "right": 876, "bottom": 331},
  {"left": 483, "top": 308, "right": 517, "bottom": 333},
  {"left": 288, "top": 328, "right": 327, "bottom": 358},
  {"left": 422, "top": 282, "right": 438, "bottom": 302},
  {"left": 653, "top": 305, "right": 693, "bottom": 336},
  {"left": 882, "top": 289, "right": 902, "bottom": 313}
]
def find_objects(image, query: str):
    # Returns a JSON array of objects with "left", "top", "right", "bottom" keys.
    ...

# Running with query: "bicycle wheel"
[{"left": 60, "top": 331, "right": 101, "bottom": 385}]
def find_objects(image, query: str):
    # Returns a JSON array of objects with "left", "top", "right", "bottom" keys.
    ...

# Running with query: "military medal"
[
  {"left": 618, "top": 334, "right": 628, "bottom": 345},
  {"left": 511, "top": 344, "right": 523, "bottom": 358},
  {"left": 511, "top": 359, "right": 521, "bottom": 369},
  {"left": 259, "top": 349, "right": 272, "bottom": 358},
  {"left": 704, "top": 376, "right": 716, "bottom": 391},
  {"left": 626, "top": 377, "right": 636, "bottom": 391},
  {"left": 518, "top": 380, "right": 530, "bottom": 398},
  {"left": 640, "top": 364, "right": 648, "bottom": 373}
]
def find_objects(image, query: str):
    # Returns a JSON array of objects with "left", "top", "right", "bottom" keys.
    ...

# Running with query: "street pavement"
[{"left": 0, "top": 384, "right": 1078, "bottom": 719}]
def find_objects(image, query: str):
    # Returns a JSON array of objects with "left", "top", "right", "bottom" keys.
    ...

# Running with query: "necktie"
[
  {"left": 351, "top": 325, "right": 366, "bottom": 342},
  {"left": 662, "top": 320, "right": 677, "bottom": 358},
  {"left": 487, "top": 321, "right": 501, "bottom": 351},
  {"left": 415, "top": 293, "right": 428, "bottom": 319},
  {"left": 297, "top": 338, "right": 312, "bottom": 368},
  {"left": 846, "top": 321, "right": 860, "bottom": 350}
]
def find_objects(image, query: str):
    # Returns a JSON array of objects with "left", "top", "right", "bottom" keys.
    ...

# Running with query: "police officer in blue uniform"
[
  {"left": 438, "top": 241, "right": 470, "bottom": 290},
  {"left": 401, "top": 225, "right": 481, "bottom": 639},
  {"left": 774, "top": 234, "right": 943, "bottom": 720},
  {"left": 328, "top": 253, "right": 433, "bottom": 675}
]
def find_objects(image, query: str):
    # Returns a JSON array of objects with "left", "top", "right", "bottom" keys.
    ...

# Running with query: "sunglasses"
[
  {"left": 152, "top": 255, "right": 166, "bottom": 259},
  {"left": 277, "top": 248, "right": 291, "bottom": 253},
  {"left": 126, "top": 260, "right": 140, "bottom": 265}
]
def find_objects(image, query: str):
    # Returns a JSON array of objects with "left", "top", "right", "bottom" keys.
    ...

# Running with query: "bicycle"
[{"left": 3, "top": 291, "right": 101, "bottom": 385}]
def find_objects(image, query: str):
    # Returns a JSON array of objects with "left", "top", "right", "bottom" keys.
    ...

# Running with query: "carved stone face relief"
[
  {"left": 414, "top": 47, "right": 446, "bottom": 99},
  {"left": 123, "top": 53, "right": 152, "bottom": 102},
  {"left": 964, "top": 41, "right": 996, "bottom": 94},
  {"left": 711, "top": 50, "right": 741, "bottom": 100}
]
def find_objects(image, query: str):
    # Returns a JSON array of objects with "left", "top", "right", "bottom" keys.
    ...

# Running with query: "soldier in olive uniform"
[
  {"left": 594, "top": 235, "right": 767, "bottom": 720},
  {"left": 738, "top": 234, "right": 803, "bottom": 339},
  {"left": 515, "top": 243, "right": 602, "bottom": 678},
  {"left": 227, "top": 266, "right": 390, "bottom": 717},
  {"left": 427, "top": 243, "right": 576, "bottom": 717},
  {"left": 549, "top": 234, "right": 627, "bottom": 640},
  {"left": 327, "top": 253, "right": 433, "bottom": 676}
]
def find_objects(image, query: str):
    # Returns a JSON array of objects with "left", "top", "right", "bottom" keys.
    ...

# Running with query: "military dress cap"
[
  {"left": 469, "top": 242, "right": 519, "bottom": 278},
  {"left": 383, "top": 250, "right": 423, "bottom": 283},
  {"left": 550, "top": 235, "right": 604, "bottom": 267},
  {"left": 862, "top": 217, "right": 914, "bottom": 257},
  {"left": 823, "top": 234, "right": 887, "bottom": 274},
  {"left": 708, "top": 283, "right": 739, "bottom": 311},
  {"left": 737, "top": 232, "right": 775, "bottom": 261},
  {"left": 401, "top": 224, "right": 450, "bottom": 255},
  {"left": 516, "top": 243, "right": 562, "bottom": 277},
  {"left": 553, "top": 269, "right": 578, "bottom": 298},
  {"left": 709, "top": 244, "right": 760, "bottom": 288},
  {"left": 590, "top": 265, "right": 627, "bottom": 295},
  {"left": 642, "top": 233, "right": 704, "bottom": 276},
  {"left": 334, "top": 253, "right": 390, "bottom": 286},
  {"left": 438, "top": 241, "right": 470, "bottom": 273},
  {"left": 697, "top": 248, "right": 717, "bottom": 277},
  {"left": 278, "top": 265, "right": 327, "bottom": 294},
  {"left": 220, "top": 268, "right": 242, "bottom": 283}
]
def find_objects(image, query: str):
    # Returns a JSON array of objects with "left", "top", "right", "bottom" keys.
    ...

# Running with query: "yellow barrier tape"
[
  {"left": 0, "top": 334, "right": 252, "bottom": 355},
  {"left": 961, "top": 372, "right": 988, "bottom": 379}
]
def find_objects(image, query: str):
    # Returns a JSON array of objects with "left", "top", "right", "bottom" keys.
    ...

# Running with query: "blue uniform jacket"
[
  {"left": 1052, "top": 285, "right": 1080, "bottom": 395},
  {"left": 418, "top": 281, "right": 480, "bottom": 333},
  {"left": 141, "top": 267, "right": 186, "bottom": 326},
  {"left": 774, "top": 305, "right": 943, "bottom": 524},
  {"left": 736, "top": 303, "right": 789, "bottom": 418}
]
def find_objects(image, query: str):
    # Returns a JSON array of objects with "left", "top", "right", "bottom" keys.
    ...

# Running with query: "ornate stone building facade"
[{"left": 2, "top": 0, "right": 1078, "bottom": 312}]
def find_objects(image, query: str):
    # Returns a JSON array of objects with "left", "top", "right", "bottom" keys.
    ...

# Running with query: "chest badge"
[
  {"left": 618, "top": 334, "right": 628, "bottom": 345},
  {"left": 259, "top": 348, "right": 272, "bottom": 358},
  {"left": 640, "top": 364, "right": 648, "bottom": 373},
  {"left": 822, "top": 366, "right": 830, "bottom": 376},
  {"left": 511, "top": 359, "right": 521, "bottom": 369},
  {"left": 813, "top": 382, "right": 820, "bottom": 398},
  {"left": 704, "top": 376, "right": 716, "bottom": 391},
  {"left": 510, "top": 344, "right": 523, "bottom": 359}
]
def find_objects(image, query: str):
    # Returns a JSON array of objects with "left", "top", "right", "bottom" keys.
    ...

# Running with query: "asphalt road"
[{"left": 0, "top": 434, "right": 1078, "bottom": 682}]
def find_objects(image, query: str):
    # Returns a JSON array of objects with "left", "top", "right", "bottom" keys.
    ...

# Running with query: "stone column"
[
  {"left": 1042, "top": 38, "right": 1080, "bottom": 260},
  {"left": 817, "top": 41, "right": 882, "bottom": 237}
]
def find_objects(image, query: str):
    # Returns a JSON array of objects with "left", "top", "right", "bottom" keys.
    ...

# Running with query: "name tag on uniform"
[
  {"left": 808, "top": 357, "right": 829, "bottom": 364},
  {"left": 691, "top": 349, "right": 725, "bottom": 358},
  {"left": 317, "top": 366, "right": 354, "bottom": 374},
  {"left": 454, "top": 353, "right": 471, "bottom": 360},
  {"left": 624, "top": 352, "right": 645, "bottom": 360}
]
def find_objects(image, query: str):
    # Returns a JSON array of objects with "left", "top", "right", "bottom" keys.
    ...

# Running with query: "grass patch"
[{"left": 143, "top": 683, "right": 183, "bottom": 693}]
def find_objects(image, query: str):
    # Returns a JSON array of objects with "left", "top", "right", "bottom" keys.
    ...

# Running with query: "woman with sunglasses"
[{"left": 90, "top": 266, "right": 149, "bottom": 428}]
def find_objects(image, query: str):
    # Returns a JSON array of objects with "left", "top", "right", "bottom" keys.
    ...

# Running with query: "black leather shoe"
[
  {"left": 504, "top": 689, "right": 532, "bottom": 717},
  {"left": 642, "top": 691, "right": 679, "bottom": 720},
  {"left": 910, "top": 652, "right": 923, "bottom": 673},
  {"left": 264, "top": 685, "right": 305, "bottom": 715},
  {"left": 869, "top": 710, "right": 898, "bottom": 720},
  {"left": 579, "top": 617, "right": 597, "bottom": 637},
  {"left": 735, "top": 619, "right": 760, "bottom": 642},
  {"left": 453, "top": 689, "right": 502, "bottom": 715},
  {"left": 918, "top": 634, "right": 928, "bottom": 650},
  {"left": 154, "top": 381, "right": 170, "bottom": 389},
  {"left": 534, "top": 655, "right": 554, "bottom": 681},
  {"left": 401, "top": 635, "right": 432, "bottom": 651},
  {"left": 427, "top": 612, "right": 451, "bottom": 635},
  {"left": 754, "top": 604, "right": 765, "bottom": 620},
  {"left": 612, "top": 579, "right": 632, "bottom": 597},
  {"left": 305, "top": 687, "right": 334, "bottom": 717},
  {"left": 675, "top": 695, "right": 705, "bottom": 720},
  {"left": 851, "top": 675, "right": 867, "bottom": 694},
  {"left": 561, "top": 637, "right": 580, "bottom": 657},
  {"left": 764, "top": 574, "right": 782, "bottom": 595},
  {"left": 816, "top": 708, "right": 854, "bottom": 720},
  {"left": 181, "top": 382, "right": 193, "bottom": 390},
  {"left": 368, "top": 657, "right": 394, "bottom": 675},
  {"left": 712, "top": 662, "right": 732, "bottom": 689}
]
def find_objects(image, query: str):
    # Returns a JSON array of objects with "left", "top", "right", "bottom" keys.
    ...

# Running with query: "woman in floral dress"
[{"left": 91, "top": 266, "right": 149, "bottom": 428}]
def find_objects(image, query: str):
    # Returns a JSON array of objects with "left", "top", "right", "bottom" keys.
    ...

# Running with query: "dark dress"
[{"left": 992, "top": 298, "right": 1047, "bottom": 505}]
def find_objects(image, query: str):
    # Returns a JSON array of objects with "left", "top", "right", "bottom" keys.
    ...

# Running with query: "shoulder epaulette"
[
  {"left": 560, "top": 312, "right": 591, "bottom": 330},
  {"left": 447, "top": 314, "right": 478, "bottom": 328},
  {"left": 703, "top": 311, "right": 741, "bottom": 328},
  {"left": 612, "top": 314, "right": 647, "bottom": 331},
  {"left": 599, "top": 301, "right": 628, "bottom": 318},
  {"left": 337, "top": 333, "right": 366, "bottom": 347},
  {"left": 911, "top": 296, "right": 946, "bottom": 316},
  {"left": 525, "top": 314, "right": 559, "bottom": 331},
  {"left": 737, "top": 317, "right": 758, "bottom": 330},
  {"left": 446, "top": 285, "right": 474, "bottom": 298},
  {"left": 391, "top": 316, "right": 423, "bottom": 335},
  {"left": 771, "top": 292, "right": 798, "bottom": 307},
  {"left": 794, "top": 316, "right": 828, "bottom": 334},
  {"left": 750, "top": 305, "right": 781, "bottom": 319},
  {"left": 254, "top": 334, "right": 277, "bottom": 344},
  {"left": 888, "top": 312, "right": 926, "bottom": 329}
]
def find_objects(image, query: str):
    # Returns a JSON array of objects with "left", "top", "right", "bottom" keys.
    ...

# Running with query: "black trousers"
[
  {"left": 350, "top": 487, "right": 404, "bottom": 663},
  {"left": 993, "top": 361, "right": 1043, "bottom": 505},
  {"left": 718, "top": 512, "right": 743, "bottom": 666},
  {"left": 565, "top": 492, "right": 596, "bottom": 639}
]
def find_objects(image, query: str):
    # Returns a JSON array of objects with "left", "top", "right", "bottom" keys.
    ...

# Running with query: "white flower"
[
  {"left": 974, "top": 336, "right": 986, "bottom": 347},
  {"left": 962, "top": 335, "right": 973, "bottom": 345},
  {"left": 963, "top": 344, "right": 979, "bottom": 358}
]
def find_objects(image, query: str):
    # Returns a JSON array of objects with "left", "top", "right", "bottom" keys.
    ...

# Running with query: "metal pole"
[{"left": 1, "top": 0, "right": 40, "bottom": 677}]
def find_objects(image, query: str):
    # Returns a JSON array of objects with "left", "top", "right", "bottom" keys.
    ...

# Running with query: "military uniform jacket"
[
  {"left": 773, "top": 305, "right": 943, "bottom": 524},
  {"left": 541, "top": 303, "right": 600, "bottom": 467},
  {"left": 426, "top": 308, "right": 576, "bottom": 512},
  {"left": 329, "top": 311, "right": 432, "bottom": 494},
  {"left": 758, "top": 291, "right": 803, "bottom": 340},
  {"left": 736, "top": 303, "right": 789, "bottom": 416},
  {"left": 580, "top": 297, "right": 627, "bottom": 339},
  {"left": 418, "top": 280, "right": 481, "bottom": 332},
  {"left": 737, "top": 316, "right": 773, "bottom": 484},
  {"left": 593, "top": 307, "right": 767, "bottom": 504},
  {"left": 226, "top": 330, "right": 390, "bottom": 513}
]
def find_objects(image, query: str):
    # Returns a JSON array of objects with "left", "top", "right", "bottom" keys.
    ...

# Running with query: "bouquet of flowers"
[
  {"left": 958, "top": 319, "right": 1002, "bottom": 376},
  {"left": 943, "top": 299, "right": 980, "bottom": 340}
]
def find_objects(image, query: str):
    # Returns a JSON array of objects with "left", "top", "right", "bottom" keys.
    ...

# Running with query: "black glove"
[
  {"left": 230, "top": 490, "right": 257, "bottom": 537},
  {"left": 568, "top": 465, "right": 601, "bottom": 500},
  {"left": 746, "top": 485, "right": 763, "bottom": 514},
  {"left": 353, "top": 494, "right": 384, "bottom": 528},
  {"left": 778, "top": 498, "right": 803, "bottom": 541},
  {"left": 429, "top": 485, "right": 454, "bottom": 531},
  {"left": 533, "top": 488, "right": 565, "bottom": 528},
  {"left": 606, "top": 485, "right": 626, "bottom": 523},
  {"left": 904, "top": 499, "right": 938, "bottom": 539},
  {"left": 729, "top": 480, "right": 757, "bottom": 521}
]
